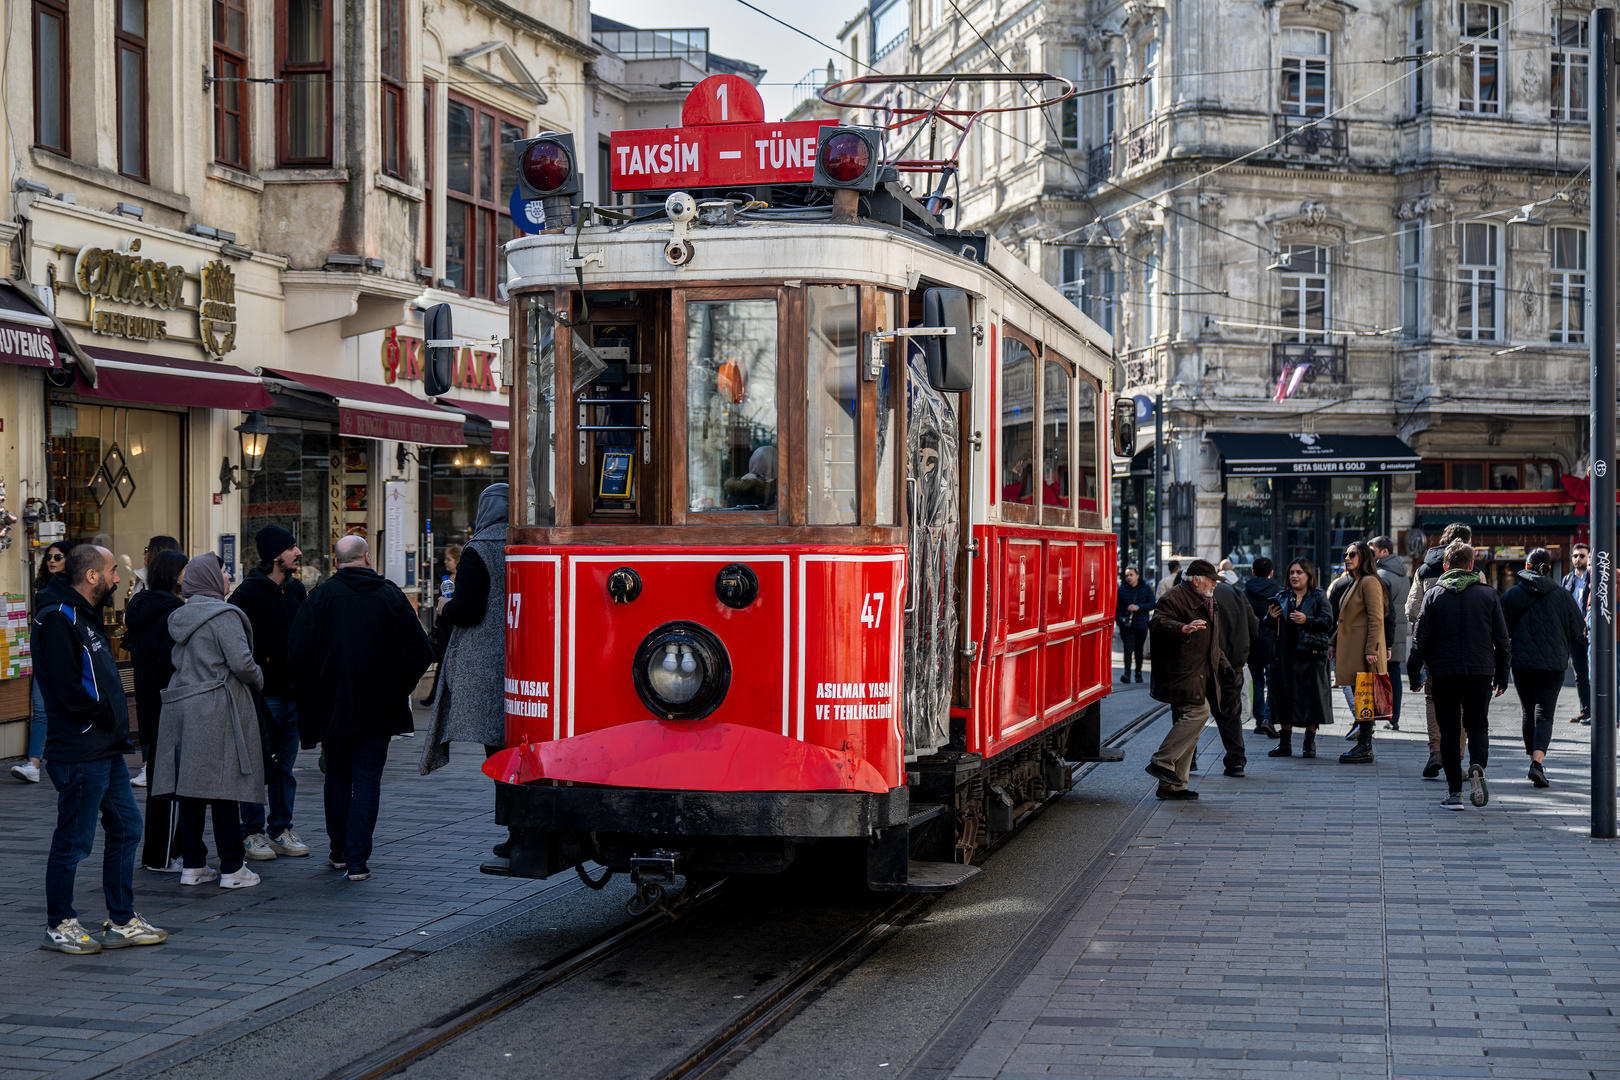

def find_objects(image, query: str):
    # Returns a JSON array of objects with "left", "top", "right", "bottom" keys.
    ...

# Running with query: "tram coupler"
[{"left": 629, "top": 849, "right": 680, "bottom": 888}]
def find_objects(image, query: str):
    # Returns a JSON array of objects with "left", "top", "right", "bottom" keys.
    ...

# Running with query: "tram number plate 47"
[{"left": 861, "top": 592, "right": 885, "bottom": 630}]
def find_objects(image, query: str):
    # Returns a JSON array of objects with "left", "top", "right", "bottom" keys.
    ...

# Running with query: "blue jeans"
[
  {"left": 1247, "top": 654, "right": 1271, "bottom": 722},
  {"left": 45, "top": 756, "right": 142, "bottom": 927},
  {"left": 1388, "top": 661, "right": 1404, "bottom": 723},
  {"left": 322, "top": 735, "right": 389, "bottom": 872},
  {"left": 28, "top": 680, "right": 46, "bottom": 760},
  {"left": 240, "top": 697, "right": 299, "bottom": 838}
]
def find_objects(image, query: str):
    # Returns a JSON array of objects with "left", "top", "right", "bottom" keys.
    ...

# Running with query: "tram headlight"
[
  {"left": 632, "top": 621, "right": 731, "bottom": 721},
  {"left": 812, "top": 126, "right": 882, "bottom": 192},
  {"left": 514, "top": 133, "right": 580, "bottom": 200}
]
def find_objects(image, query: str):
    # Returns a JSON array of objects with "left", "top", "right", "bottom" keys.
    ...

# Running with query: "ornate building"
[{"left": 903, "top": 0, "right": 1597, "bottom": 583}]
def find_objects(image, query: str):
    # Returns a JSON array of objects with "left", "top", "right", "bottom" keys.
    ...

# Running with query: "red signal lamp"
[
  {"left": 514, "top": 132, "right": 580, "bottom": 201},
  {"left": 812, "top": 126, "right": 882, "bottom": 192}
]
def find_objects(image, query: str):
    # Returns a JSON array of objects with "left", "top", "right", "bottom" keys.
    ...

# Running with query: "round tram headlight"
[
  {"left": 631, "top": 621, "right": 731, "bottom": 721},
  {"left": 821, "top": 132, "right": 871, "bottom": 185}
]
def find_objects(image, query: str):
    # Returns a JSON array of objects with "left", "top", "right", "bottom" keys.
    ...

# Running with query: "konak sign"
[{"left": 381, "top": 328, "right": 502, "bottom": 393}]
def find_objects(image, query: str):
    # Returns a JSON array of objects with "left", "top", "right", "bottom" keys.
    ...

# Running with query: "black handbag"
[{"left": 1290, "top": 593, "right": 1332, "bottom": 657}]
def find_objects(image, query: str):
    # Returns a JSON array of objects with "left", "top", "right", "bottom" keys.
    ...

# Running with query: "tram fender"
[{"left": 483, "top": 719, "right": 890, "bottom": 793}]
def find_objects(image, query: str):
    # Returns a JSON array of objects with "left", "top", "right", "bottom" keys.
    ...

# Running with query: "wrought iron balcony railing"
[
  {"left": 1122, "top": 120, "right": 1161, "bottom": 168},
  {"left": 1122, "top": 343, "right": 1167, "bottom": 387},
  {"left": 1271, "top": 341, "right": 1347, "bottom": 385},
  {"left": 1273, "top": 114, "right": 1349, "bottom": 160},
  {"left": 1088, "top": 140, "right": 1114, "bottom": 184}
]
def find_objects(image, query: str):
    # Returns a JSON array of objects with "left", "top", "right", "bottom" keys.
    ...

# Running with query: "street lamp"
[
  {"left": 1506, "top": 203, "right": 1548, "bottom": 227},
  {"left": 219, "top": 411, "right": 274, "bottom": 494},
  {"left": 1265, "top": 251, "right": 1302, "bottom": 273}
]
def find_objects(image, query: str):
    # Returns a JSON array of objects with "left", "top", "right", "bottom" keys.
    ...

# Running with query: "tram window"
[
  {"left": 1041, "top": 360, "right": 1072, "bottom": 521},
  {"left": 806, "top": 286, "right": 858, "bottom": 524},
  {"left": 686, "top": 299, "right": 780, "bottom": 514},
  {"left": 1074, "top": 375, "right": 1098, "bottom": 514},
  {"left": 874, "top": 289, "right": 900, "bottom": 526},
  {"left": 1000, "top": 334, "right": 1037, "bottom": 515},
  {"left": 523, "top": 291, "right": 556, "bottom": 526}
]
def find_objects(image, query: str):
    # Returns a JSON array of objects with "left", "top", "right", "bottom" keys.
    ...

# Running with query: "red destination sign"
[{"left": 610, "top": 74, "right": 835, "bottom": 192}]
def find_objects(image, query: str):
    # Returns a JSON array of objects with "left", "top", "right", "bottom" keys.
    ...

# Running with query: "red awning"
[
  {"left": 436, "top": 395, "right": 510, "bottom": 453},
  {"left": 0, "top": 283, "right": 66, "bottom": 369},
  {"left": 265, "top": 369, "right": 465, "bottom": 446},
  {"left": 78, "top": 346, "right": 275, "bottom": 410}
]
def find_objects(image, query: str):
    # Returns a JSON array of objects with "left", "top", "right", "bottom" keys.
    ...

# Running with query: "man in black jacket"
[
  {"left": 1409, "top": 541, "right": 1511, "bottom": 811},
  {"left": 36, "top": 545, "right": 167, "bottom": 954},
  {"left": 1406, "top": 523, "right": 1474, "bottom": 778},
  {"left": 1561, "top": 543, "right": 1591, "bottom": 722},
  {"left": 1212, "top": 574, "right": 1259, "bottom": 776},
  {"left": 288, "top": 536, "right": 433, "bottom": 881},
  {"left": 228, "top": 526, "right": 309, "bottom": 860},
  {"left": 1243, "top": 558, "right": 1282, "bottom": 735}
]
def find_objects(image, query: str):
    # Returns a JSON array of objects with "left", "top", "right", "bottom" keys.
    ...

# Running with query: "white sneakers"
[
  {"left": 11, "top": 761, "right": 40, "bottom": 783},
  {"left": 220, "top": 867, "right": 261, "bottom": 889},
  {"left": 131, "top": 766, "right": 147, "bottom": 787},
  {"left": 144, "top": 858, "right": 183, "bottom": 874},
  {"left": 41, "top": 918, "right": 101, "bottom": 954},
  {"left": 181, "top": 866, "right": 220, "bottom": 886},
  {"left": 101, "top": 914, "right": 169, "bottom": 948},
  {"left": 269, "top": 829, "right": 309, "bottom": 856},
  {"left": 243, "top": 833, "right": 276, "bottom": 861}
]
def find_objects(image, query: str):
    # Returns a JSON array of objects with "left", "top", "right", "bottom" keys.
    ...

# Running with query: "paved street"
[
  {"left": 0, "top": 710, "right": 560, "bottom": 1080},
  {"left": 943, "top": 686, "right": 1620, "bottom": 1079}
]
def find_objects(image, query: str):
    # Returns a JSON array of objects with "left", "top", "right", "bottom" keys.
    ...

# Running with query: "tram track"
[{"left": 313, "top": 701, "right": 1167, "bottom": 1080}]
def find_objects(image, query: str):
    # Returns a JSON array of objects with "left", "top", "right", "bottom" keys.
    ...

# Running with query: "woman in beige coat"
[{"left": 1334, "top": 539, "right": 1387, "bottom": 764}]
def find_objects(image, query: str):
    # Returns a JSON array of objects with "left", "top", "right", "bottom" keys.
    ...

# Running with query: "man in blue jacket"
[{"left": 36, "top": 545, "right": 167, "bottom": 954}]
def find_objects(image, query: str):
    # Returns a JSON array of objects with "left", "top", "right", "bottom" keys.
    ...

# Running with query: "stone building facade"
[{"left": 894, "top": 0, "right": 1599, "bottom": 584}]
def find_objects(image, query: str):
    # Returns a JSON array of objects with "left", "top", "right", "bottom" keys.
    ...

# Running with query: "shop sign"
[
  {"left": 0, "top": 324, "right": 58, "bottom": 365},
  {"left": 91, "top": 309, "right": 169, "bottom": 342},
  {"left": 382, "top": 328, "right": 503, "bottom": 393},
  {"left": 199, "top": 260, "right": 237, "bottom": 356},
  {"left": 71, "top": 241, "right": 239, "bottom": 355},
  {"left": 1419, "top": 513, "right": 1585, "bottom": 530},
  {"left": 74, "top": 243, "right": 186, "bottom": 310}
]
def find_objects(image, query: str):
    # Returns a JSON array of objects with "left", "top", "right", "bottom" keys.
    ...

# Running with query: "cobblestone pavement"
[
  {"left": 945, "top": 686, "right": 1620, "bottom": 1079},
  {"left": 0, "top": 716, "right": 558, "bottom": 1080}
]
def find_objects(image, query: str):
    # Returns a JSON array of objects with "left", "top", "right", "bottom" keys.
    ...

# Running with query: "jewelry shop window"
[{"left": 685, "top": 297, "right": 780, "bottom": 516}]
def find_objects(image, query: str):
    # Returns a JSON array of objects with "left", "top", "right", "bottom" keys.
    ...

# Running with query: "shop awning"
[
  {"left": 1208, "top": 432, "right": 1420, "bottom": 476},
  {"left": 436, "top": 396, "right": 510, "bottom": 453},
  {"left": 0, "top": 279, "right": 96, "bottom": 382},
  {"left": 264, "top": 369, "right": 466, "bottom": 446},
  {"left": 78, "top": 346, "right": 274, "bottom": 410}
]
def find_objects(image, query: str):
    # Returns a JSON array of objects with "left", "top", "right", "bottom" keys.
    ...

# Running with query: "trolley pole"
[
  {"left": 1589, "top": 5, "right": 1616, "bottom": 840},
  {"left": 1154, "top": 393, "right": 1164, "bottom": 592}
]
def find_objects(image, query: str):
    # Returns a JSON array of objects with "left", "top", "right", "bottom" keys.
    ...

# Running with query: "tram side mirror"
[
  {"left": 921, "top": 287, "right": 973, "bottom": 393},
  {"left": 423, "top": 303, "right": 455, "bottom": 398},
  {"left": 1113, "top": 398, "right": 1136, "bottom": 458}
]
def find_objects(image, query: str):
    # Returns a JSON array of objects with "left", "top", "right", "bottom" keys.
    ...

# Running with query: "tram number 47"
[{"left": 860, "top": 592, "right": 885, "bottom": 630}]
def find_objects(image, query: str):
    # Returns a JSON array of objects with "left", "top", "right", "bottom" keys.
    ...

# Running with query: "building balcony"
[
  {"left": 1122, "top": 120, "right": 1161, "bottom": 169},
  {"left": 1271, "top": 341, "right": 1347, "bottom": 386},
  {"left": 1272, "top": 114, "right": 1349, "bottom": 161},
  {"left": 1123, "top": 343, "right": 1167, "bottom": 388},
  {"left": 1088, "top": 141, "right": 1114, "bottom": 184}
]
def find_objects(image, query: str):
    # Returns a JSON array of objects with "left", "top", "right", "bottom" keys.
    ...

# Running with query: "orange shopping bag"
[{"left": 1354, "top": 671, "right": 1393, "bottom": 724}]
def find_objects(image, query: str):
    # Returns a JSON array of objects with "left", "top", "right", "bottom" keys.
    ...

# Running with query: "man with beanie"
[
  {"left": 228, "top": 525, "right": 309, "bottom": 860},
  {"left": 1145, "top": 559, "right": 1235, "bottom": 800}
]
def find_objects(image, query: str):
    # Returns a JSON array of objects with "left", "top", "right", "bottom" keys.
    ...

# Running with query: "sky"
[{"left": 591, "top": 0, "right": 857, "bottom": 121}]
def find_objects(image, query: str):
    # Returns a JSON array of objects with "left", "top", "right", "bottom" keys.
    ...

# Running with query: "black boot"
[
  {"left": 1339, "top": 721, "right": 1375, "bottom": 764},
  {"left": 1301, "top": 730, "right": 1317, "bottom": 758},
  {"left": 1422, "top": 751, "right": 1442, "bottom": 779},
  {"left": 1268, "top": 729, "right": 1293, "bottom": 757}
]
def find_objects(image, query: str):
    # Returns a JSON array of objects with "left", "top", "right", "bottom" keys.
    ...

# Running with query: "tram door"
[{"left": 903, "top": 341, "right": 960, "bottom": 760}]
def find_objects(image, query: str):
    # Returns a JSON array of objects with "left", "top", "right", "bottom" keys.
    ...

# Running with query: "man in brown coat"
[{"left": 1146, "top": 560, "right": 1236, "bottom": 800}]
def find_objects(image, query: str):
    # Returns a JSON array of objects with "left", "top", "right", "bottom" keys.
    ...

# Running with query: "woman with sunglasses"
[
  {"left": 11, "top": 543, "right": 74, "bottom": 783},
  {"left": 1334, "top": 539, "right": 1388, "bottom": 765}
]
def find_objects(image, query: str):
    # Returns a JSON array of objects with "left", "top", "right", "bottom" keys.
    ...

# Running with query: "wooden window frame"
[
  {"left": 32, "top": 0, "right": 70, "bottom": 156},
  {"left": 379, "top": 0, "right": 406, "bottom": 179},
  {"left": 115, "top": 0, "right": 149, "bottom": 182},
  {"left": 276, "top": 0, "right": 334, "bottom": 167},
  {"left": 443, "top": 94, "right": 526, "bottom": 300},
  {"left": 213, "top": 0, "right": 250, "bottom": 171},
  {"left": 1000, "top": 323, "right": 1041, "bottom": 526}
]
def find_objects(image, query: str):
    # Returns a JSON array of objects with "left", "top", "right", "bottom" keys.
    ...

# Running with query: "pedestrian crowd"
[
  {"left": 14, "top": 489, "right": 509, "bottom": 956},
  {"left": 1124, "top": 521, "right": 1591, "bottom": 810}
]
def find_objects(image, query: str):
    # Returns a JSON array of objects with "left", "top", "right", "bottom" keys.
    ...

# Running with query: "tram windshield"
[{"left": 685, "top": 298, "right": 779, "bottom": 513}]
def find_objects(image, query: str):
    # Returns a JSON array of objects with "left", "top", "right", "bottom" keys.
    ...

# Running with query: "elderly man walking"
[
  {"left": 1409, "top": 541, "right": 1511, "bottom": 811},
  {"left": 1145, "top": 559, "right": 1236, "bottom": 800},
  {"left": 36, "top": 545, "right": 167, "bottom": 953},
  {"left": 288, "top": 536, "right": 433, "bottom": 881}
]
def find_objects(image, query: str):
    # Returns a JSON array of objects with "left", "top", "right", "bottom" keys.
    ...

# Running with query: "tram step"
[
  {"left": 478, "top": 859, "right": 513, "bottom": 877},
  {"left": 906, "top": 802, "right": 950, "bottom": 829},
  {"left": 869, "top": 860, "right": 983, "bottom": 893}
]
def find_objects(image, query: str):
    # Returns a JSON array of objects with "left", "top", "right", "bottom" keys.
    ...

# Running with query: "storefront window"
[
  {"left": 1224, "top": 477, "right": 1274, "bottom": 570},
  {"left": 806, "top": 285, "right": 857, "bottom": 524},
  {"left": 1329, "top": 476, "right": 1380, "bottom": 561},
  {"left": 685, "top": 298, "right": 779, "bottom": 514},
  {"left": 423, "top": 440, "right": 505, "bottom": 603},
  {"left": 48, "top": 402, "right": 184, "bottom": 650},
  {"left": 242, "top": 430, "right": 333, "bottom": 589}
]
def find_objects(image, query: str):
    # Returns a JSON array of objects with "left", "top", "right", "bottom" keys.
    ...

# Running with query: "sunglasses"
[{"left": 46, "top": 553, "right": 65, "bottom": 562}]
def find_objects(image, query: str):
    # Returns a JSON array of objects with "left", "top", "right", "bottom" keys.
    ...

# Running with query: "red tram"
[{"left": 483, "top": 76, "right": 1124, "bottom": 897}]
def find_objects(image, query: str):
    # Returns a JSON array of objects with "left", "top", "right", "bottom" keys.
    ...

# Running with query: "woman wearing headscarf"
[
  {"left": 11, "top": 542, "right": 74, "bottom": 784},
  {"left": 1334, "top": 539, "right": 1387, "bottom": 765},
  {"left": 151, "top": 555, "right": 265, "bottom": 889},
  {"left": 125, "top": 549, "right": 190, "bottom": 871},
  {"left": 420, "top": 485, "right": 512, "bottom": 841}
]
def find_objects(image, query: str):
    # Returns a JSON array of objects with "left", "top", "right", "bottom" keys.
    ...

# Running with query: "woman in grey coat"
[
  {"left": 152, "top": 555, "right": 266, "bottom": 889},
  {"left": 420, "top": 485, "right": 511, "bottom": 853}
]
